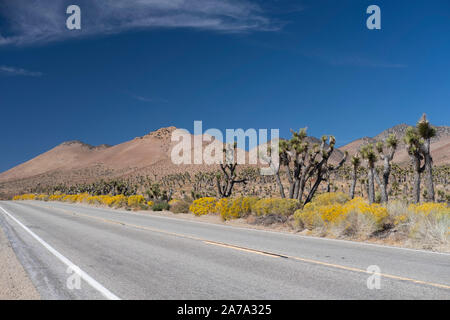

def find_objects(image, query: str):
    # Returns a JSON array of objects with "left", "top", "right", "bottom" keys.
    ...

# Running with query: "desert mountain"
[
  {"left": 0, "top": 127, "right": 243, "bottom": 196},
  {"left": 0, "top": 124, "right": 449, "bottom": 198},
  {"left": 339, "top": 124, "right": 450, "bottom": 165}
]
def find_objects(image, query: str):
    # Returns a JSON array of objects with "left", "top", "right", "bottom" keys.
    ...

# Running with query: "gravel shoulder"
[{"left": 0, "top": 221, "right": 40, "bottom": 300}]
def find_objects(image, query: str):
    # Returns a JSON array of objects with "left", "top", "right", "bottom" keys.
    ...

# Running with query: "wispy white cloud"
[
  {"left": 131, "top": 94, "right": 168, "bottom": 103},
  {"left": 324, "top": 55, "right": 407, "bottom": 68},
  {"left": 304, "top": 50, "right": 407, "bottom": 69},
  {"left": 0, "top": 65, "right": 43, "bottom": 77},
  {"left": 0, "top": 0, "right": 279, "bottom": 46}
]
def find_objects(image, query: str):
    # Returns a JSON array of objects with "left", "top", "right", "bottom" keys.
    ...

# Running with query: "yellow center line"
[
  {"left": 203, "top": 240, "right": 287, "bottom": 258},
  {"left": 35, "top": 203, "right": 450, "bottom": 291}
]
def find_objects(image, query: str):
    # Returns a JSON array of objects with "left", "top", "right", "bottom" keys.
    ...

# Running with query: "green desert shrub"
[{"left": 152, "top": 201, "right": 170, "bottom": 211}]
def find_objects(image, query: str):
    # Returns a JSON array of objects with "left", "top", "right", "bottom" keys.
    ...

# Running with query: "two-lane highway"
[{"left": 0, "top": 200, "right": 449, "bottom": 299}]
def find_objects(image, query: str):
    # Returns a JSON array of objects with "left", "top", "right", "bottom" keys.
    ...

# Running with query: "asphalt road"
[{"left": 0, "top": 200, "right": 449, "bottom": 300}]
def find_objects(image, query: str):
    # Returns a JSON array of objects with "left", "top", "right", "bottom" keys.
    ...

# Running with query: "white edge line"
[
  {"left": 24, "top": 200, "right": 450, "bottom": 256},
  {"left": 0, "top": 205, "right": 121, "bottom": 300}
]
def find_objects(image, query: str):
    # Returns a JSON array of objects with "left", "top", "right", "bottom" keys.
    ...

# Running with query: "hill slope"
[
  {"left": 338, "top": 124, "right": 450, "bottom": 165},
  {"left": 0, "top": 124, "right": 449, "bottom": 198}
]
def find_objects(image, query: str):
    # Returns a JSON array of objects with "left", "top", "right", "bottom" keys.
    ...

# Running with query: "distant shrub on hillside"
[{"left": 169, "top": 200, "right": 191, "bottom": 214}]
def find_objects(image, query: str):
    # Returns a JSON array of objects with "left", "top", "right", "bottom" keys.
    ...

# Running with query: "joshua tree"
[
  {"left": 360, "top": 144, "right": 378, "bottom": 203},
  {"left": 404, "top": 114, "right": 436, "bottom": 203},
  {"left": 260, "top": 143, "right": 286, "bottom": 198},
  {"left": 216, "top": 142, "right": 247, "bottom": 198},
  {"left": 374, "top": 134, "right": 398, "bottom": 203},
  {"left": 302, "top": 138, "right": 347, "bottom": 205},
  {"left": 278, "top": 128, "right": 311, "bottom": 200},
  {"left": 349, "top": 154, "right": 361, "bottom": 199},
  {"left": 416, "top": 114, "right": 436, "bottom": 201},
  {"left": 404, "top": 127, "right": 424, "bottom": 203},
  {"left": 145, "top": 182, "right": 173, "bottom": 201},
  {"left": 277, "top": 128, "right": 346, "bottom": 203}
]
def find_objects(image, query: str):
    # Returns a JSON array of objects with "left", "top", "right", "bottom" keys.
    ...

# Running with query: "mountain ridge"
[{"left": 0, "top": 124, "right": 448, "bottom": 197}]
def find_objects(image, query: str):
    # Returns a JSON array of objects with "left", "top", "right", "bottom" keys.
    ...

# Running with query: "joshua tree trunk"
[
  {"left": 349, "top": 170, "right": 357, "bottom": 199},
  {"left": 373, "top": 136, "right": 397, "bottom": 203},
  {"left": 296, "top": 165, "right": 312, "bottom": 202},
  {"left": 349, "top": 154, "right": 360, "bottom": 199},
  {"left": 275, "top": 173, "right": 285, "bottom": 198},
  {"left": 263, "top": 153, "right": 286, "bottom": 198},
  {"left": 367, "top": 166, "right": 375, "bottom": 204},
  {"left": 373, "top": 160, "right": 389, "bottom": 203},
  {"left": 304, "top": 176, "right": 322, "bottom": 205},
  {"left": 360, "top": 144, "right": 378, "bottom": 204},
  {"left": 424, "top": 155, "right": 434, "bottom": 201},
  {"left": 422, "top": 139, "right": 435, "bottom": 202},
  {"left": 412, "top": 170, "right": 420, "bottom": 203},
  {"left": 286, "top": 166, "right": 295, "bottom": 199},
  {"left": 293, "top": 179, "right": 300, "bottom": 199},
  {"left": 380, "top": 158, "right": 390, "bottom": 202},
  {"left": 410, "top": 154, "right": 424, "bottom": 204}
]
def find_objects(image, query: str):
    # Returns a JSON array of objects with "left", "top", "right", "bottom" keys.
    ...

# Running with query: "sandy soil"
[{"left": 0, "top": 224, "right": 40, "bottom": 300}]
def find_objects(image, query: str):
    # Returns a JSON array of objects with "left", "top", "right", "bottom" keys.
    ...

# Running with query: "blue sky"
[{"left": 0, "top": 0, "right": 449, "bottom": 172}]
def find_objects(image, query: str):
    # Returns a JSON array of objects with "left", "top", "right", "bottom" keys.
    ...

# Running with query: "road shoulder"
[{"left": 0, "top": 219, "right": 40, "bottom": 300}]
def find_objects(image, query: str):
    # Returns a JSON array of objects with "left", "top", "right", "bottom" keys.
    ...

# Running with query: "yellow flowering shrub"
[
  {"left": 394, "top": 214, "right": 408, "bottom": 225},
  {"left": 102, "top": 195, "right": 128, "bottom": 208},
  {"left": 127, "top": 195, "right": 145, "bottom": 208},
  {"left": 62, "top": 194, "right": 79, "bottom": 203},
  {"left": 216, "top": 198, "right": 239, "bottom": 220},
  {"left": 241, "top": 197, "right": 259, "bottom": 215},
  {"left": 86, "top": 195, "right": 103, "bottom": 205},
  {"left": 76, "top": 193, "right": 90, "bottom": 203},
  {"left": 147, "top": 200, "right": 154, "bottom": 207},
  {"left": 294, "top": 202, "right": 325, "bottom": 230},
  {"left": 294, "top": 195, "right": 389, "bottom": 231},
  {"left": 408, "top": 203, "right": 450, "bottom": 216},
  {"left": 13, "top": 194, "right": 37, "bottom": 200},
  {"left": 215, "top": 197, "right": 259, "bottom": 221},
  {"left": 49, "top": 194, "right": 65, "bottom": 201},
  {"left": 60, "top": 193, "right": 90, "bottom": 203},
  {"left": 189, "top": 197, "right": 217, "bottom": 216},
  {"left": 253, "top": 198, "right": 300, "bottom": 216},
  {"left": 345, "top": 198, "right": 389, "bottom": 225},
  {"left": 311, "top": 192, "right": 350, "bottom": 206},
  {"left": 37, "top": 194, "right": 49, "bottom": 201}
]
